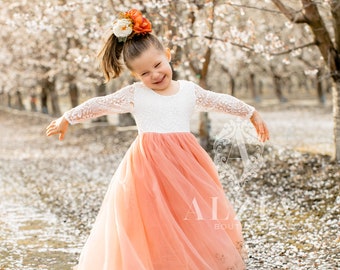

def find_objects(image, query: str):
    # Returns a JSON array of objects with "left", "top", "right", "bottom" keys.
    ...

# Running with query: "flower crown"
[{"left": 112, "top": 9, "right": 152, "bottom": 42}]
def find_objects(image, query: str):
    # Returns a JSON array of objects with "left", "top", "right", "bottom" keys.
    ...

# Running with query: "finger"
[
  {"left": 46, "top": 120, "right": 56, "bottom": 129},
  {"left": 262, "top": 130, "right": 269, "bottom": 142},
  {"left": 46, "top": 125, "right": 53, "bottom": 132},
  {"left": 46, "top": 130, "right": 56, "bottom": 137},
  {"left": 258, "top": 125, "right": 268, "bottom": 142},
  {"left": 46, "top": 126, "right": 53, "bottom": 133},
  {"left": 46, "top": 127, "right": 55, "bottom": 136},
  {"left": 264, "top": 126, "right": 270, "bottom": 141},
  {"left": 260, "top": 134, "right": 265, "bottom": 142},
  {"left": 46, "top": 128, "right": 52, "bottom": 136},
  {"left": 46, "top": 124, "right": 56, "bottom": 133},
  {"left": 46, "top": 127, "right": 59, "bottom": 137},
  {"left": 59, "top": 132, "right": 65, "bottom": 141}
]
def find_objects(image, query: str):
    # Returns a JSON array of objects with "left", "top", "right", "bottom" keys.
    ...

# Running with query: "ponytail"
[
  {"left": 97, "top": 9, "right": 162, "bottom": 82},
  {"left": 98, "top": 34, "right": 124, "bottom": 82},
  {"left": 98, "top": 33, "right": 164, "bottom": 82}
]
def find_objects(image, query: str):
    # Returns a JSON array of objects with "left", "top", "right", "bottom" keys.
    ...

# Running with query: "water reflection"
[{"left": 0, "top": 179, "right": 80, "bottom": 270}]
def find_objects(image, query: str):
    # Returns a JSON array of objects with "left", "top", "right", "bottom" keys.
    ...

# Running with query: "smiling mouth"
[{"left": 154, "top": 75, "right": 166, "bottom": 84}]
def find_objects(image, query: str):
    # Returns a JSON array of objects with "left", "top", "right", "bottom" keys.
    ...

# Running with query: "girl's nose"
[{"left": 151, "top": 72, "right": 160, "bottom": 80}]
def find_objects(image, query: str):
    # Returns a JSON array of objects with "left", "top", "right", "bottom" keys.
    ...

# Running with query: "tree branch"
[
  {"left": 107, "top": 0, "right": 114, "bottom": 11},
  {"left": 269, "top": 41, "right": 317, "bottom": 55},
  {"left": 178, "top": 34, "right": 316, "bottom": 56},
  {"left": 201, "top": 47, "right": 212, "bottom": 78},
  {"left": 297, "top": 55, "right": 315, "bottom": 68},
  {"left": 271, "top": 0, "right": 308, "bottom": 23},
  {"left": 330, "top": 1, "right": 340, "bottom": 51},
  {"left": 227, "top": 3, "right": 281, "bottom": 14},
  {"left": 189, "top": 60, "right": 200, "bottom": 75}
]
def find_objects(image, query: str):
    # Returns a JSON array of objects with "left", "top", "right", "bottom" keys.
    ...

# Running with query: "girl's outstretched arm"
[
  {"left": 45, "top": 84, "right": 135, "bottom": 141},
  {"left": 62, "top": 85, "right": 134, "bottom": 125},
  {"left": 193, "top": 82, "right": 269, "bottom": 143},
  {"left": 46, "top": 116, "right": 69, "bottom": 141},
  {"left": 250, "top": 110, "right": 269, "bottom": 142}
]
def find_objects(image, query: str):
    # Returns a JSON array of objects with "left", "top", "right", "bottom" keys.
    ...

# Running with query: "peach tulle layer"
[{"left": 74, "top": 132, "right": 246, "bottom": 270}]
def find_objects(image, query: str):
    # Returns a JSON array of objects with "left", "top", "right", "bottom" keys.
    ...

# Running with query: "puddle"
[{"left": 0, "top": 179, "right": 81, "bottom": 270}]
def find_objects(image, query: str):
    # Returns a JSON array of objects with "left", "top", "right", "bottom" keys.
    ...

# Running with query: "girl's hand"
[
  {"left": 250, "top": 111, "right": 270, "bottom": 142},
  {"left": 46, "top": 116, "right": 69, "bottom": 141}
]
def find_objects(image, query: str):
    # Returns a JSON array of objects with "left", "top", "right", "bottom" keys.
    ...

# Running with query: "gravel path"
[{"left": 0, "top": 105, "right": 338, "bottom": 270}]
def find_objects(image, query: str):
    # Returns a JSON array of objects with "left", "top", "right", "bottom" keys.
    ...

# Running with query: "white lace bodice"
[{"left": 63, "top": 80, "right": 255, "bottom": 133}]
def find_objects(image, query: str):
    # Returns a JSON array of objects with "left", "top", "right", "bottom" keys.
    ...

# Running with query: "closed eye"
[{"left": 154, "top": 62, "right": 161, "bottom": 68}]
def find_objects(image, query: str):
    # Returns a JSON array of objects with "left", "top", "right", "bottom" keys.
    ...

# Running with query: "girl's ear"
[{"left": 165, "top": 48, "right": 171, "bottom": 61}]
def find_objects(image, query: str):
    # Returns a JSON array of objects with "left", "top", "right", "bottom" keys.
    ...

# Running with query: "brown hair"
[{"left": 98, "top": 33, "right": 164, "bottom": 82}]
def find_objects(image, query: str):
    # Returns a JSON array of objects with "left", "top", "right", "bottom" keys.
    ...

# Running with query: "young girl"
[{"left": 46, "top": 9, "right": 269, "bottom": 270}]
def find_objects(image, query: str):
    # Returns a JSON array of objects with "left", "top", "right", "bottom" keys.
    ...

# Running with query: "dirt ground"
[{"left": 0, "top": 103, "right": 338, "bottom": 270}]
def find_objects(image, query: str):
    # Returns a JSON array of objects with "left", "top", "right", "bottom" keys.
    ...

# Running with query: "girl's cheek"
[{"left": 142, "top": 76, "right": 150, "bottom": 83}]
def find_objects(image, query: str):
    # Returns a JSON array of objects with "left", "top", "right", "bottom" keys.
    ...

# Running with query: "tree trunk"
[
  {"left": 69, "top": 82, "right": 79, "bottom": 108},
  {"left": 185, "top": 0, "right": 216, "bottom": 151},
  {"left": 199, "top": 111, "right": 211, "bottom": 150},
  {"left": 325, "top": 77, "right": 332, "bottom": 94},
  {"left": 198, "top": 75, "right": 211, "bottom": 151},
  {"left": 298, "top": 74, "right": 308, "bottom": 93},
  {"left": 30, "top": 94, "right": 37, "bottom": 112},
  {"left": 49, "top": 80, "right": 61, "bottom": 116},
  {"left": 332, "top": 82, "right": 340, "bottom": 160},
  {"left": 316, "top": 69, "right": 325, "bottom": 104},
  {"left": 249, "top": 73, "right": 260, "bottom": 102},
  {"left": 222, "top": 67, "right": 236, "bottom": 96},
  {"left": 230, "top": 76, "right": 236, "bottom": 97},
  {"left": 285, "top": 77, "right": 292, "bottom": 94},
  {"left": 273, "top": 74, "right": 287, "bottom": 103},
  {"left": 0, "top": 88, "right": 4, "bottom": 106},
  {"left": 15, "top": 91, "right": 25, "bottom": 110},
  {"left": 171, "top": 62, "right": 179, "bottom": 81},
  {"left": 40, "top": 77, "right": 61, "bottom": 116},
  {"left": 93, "top": 83, "right": 108, "bottom": 122},
  {"left": 330, "top": 1, "right": 340, "bottom": 160},
  {"left": 272, "top": 0, "right": 340, "bottom": 159},
  {"left": 7, "top": 92, "right": 11, "bottom": 108},
  {"left": 118, "top": 114, "right": 135, "bottom": 127},
  {"left": 41, "top": 86, "right": 48, "bottom": 114},
  {"left": 258, "top": 80, "right": 264, "bottom": 95}
]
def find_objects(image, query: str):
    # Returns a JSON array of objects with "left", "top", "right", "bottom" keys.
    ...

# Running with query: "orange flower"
[{"left": 126, "top": 9, "right": 152, "bottom": 34}]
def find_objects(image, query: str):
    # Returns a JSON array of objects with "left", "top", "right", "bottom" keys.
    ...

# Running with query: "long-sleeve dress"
[{"left": 65, "top": 80, "right": 255, "bottom": 270}]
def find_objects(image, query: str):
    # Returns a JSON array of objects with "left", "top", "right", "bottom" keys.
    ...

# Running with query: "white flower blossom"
[
  {"left": 112, "top": 18, "right": 132, "bottom": 38},
  {"left": 304, "top": 69, "right": 318, "bottom": 76}
]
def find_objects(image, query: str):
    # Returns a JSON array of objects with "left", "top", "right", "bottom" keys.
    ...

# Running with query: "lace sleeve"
[
  {"left": 63, "top": 85, "right": 134, "bottom": 124},
  {"left": 194, "top": 83, "right": 255, "bottom": 119}
]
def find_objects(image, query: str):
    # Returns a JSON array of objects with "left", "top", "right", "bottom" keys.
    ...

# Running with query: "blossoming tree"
[{"left": 1, "top": 0, "right": 334, "bottom": 153}]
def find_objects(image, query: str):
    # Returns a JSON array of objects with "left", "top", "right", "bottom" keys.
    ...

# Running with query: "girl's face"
[{"left": 129, "top": 46, "right": 172, "bottom": 92}]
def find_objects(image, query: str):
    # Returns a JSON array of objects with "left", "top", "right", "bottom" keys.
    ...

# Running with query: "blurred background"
[
  {"left": 0, "top": 0, "right": 333, "bottom": 113},
  {"left": 0, "top": 1, "right": 339, "bottom": 269},
  {"left": 0, "top": 0, "right": 337, "bottom": 153}
]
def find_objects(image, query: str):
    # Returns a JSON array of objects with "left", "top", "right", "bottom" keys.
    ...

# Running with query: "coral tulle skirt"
[{"left": 74, "top": 132, "right": 246, "bottom": 270}]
